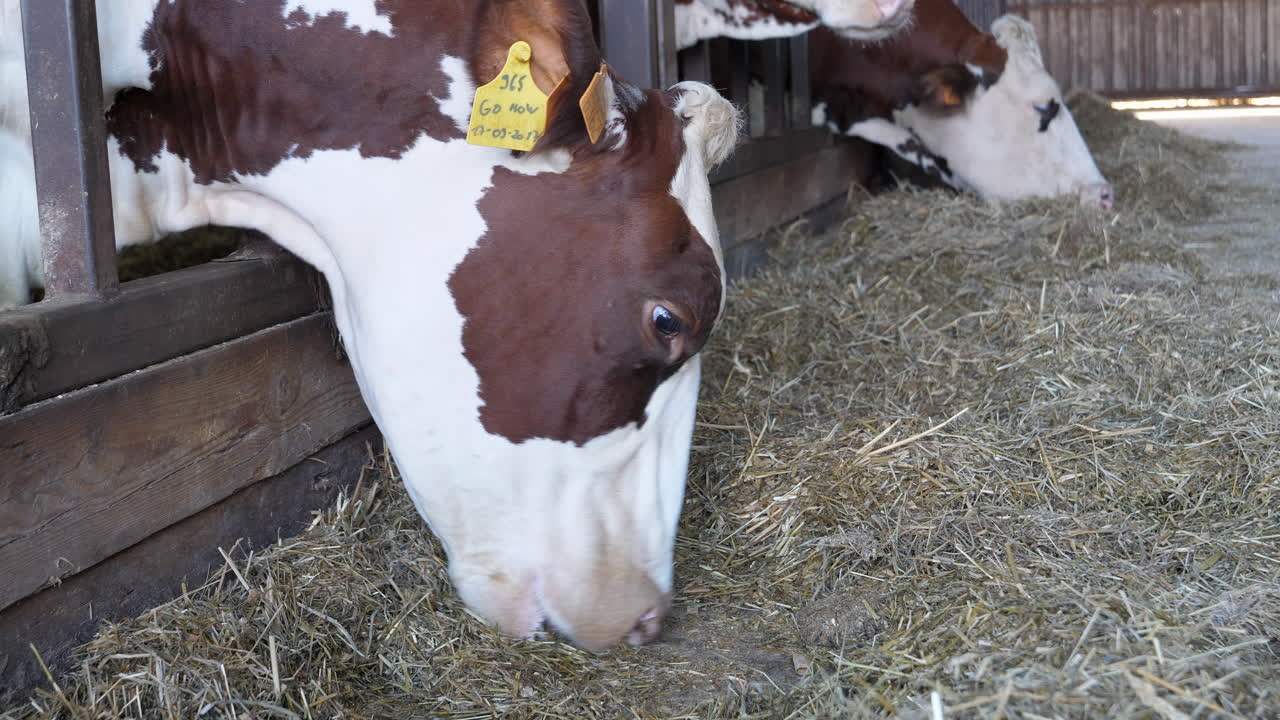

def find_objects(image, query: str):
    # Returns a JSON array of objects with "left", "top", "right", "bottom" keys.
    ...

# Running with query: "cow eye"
[
  {"left": 1034, "top": 99, "right": 1061, "bottom": 132},
  {"left": 652, "top": 305, "right": 682, "bottom": 337}
]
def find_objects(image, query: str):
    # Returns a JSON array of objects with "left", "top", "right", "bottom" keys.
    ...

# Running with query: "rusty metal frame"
[{"left": 20, "top": 0, "right": 118, "bottom": 299}]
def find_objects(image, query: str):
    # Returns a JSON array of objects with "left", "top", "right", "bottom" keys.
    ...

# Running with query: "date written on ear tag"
[{"left": 467, "top": 41, "right": 548, "bottom": 152}]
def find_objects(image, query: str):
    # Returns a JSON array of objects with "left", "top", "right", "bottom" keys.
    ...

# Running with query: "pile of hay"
[
  {"left": 116, "top": 226, "right": 241, "bottom": 282},
  {"left": 5, "top": 99, "right": 1277, "bottom": 718}
]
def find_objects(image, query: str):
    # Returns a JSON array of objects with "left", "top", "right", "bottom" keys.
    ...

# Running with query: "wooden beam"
[
  {"left": 0, "top": 249, "right": 323, "bottom": 414},
  {"left": 713, "top": 141, "right": 874, "bottom": 278},
  {"left": 0, "top": 313, "right": 370, "bottom": 613},
  {"left": 0, "top": 425, "right": 379, "bottom": 705},
  {"left": 711, "top": 127, "right": 833, "bottom": 184}
]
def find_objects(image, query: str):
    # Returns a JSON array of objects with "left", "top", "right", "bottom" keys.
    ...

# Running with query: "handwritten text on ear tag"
[{"left": 467, "top": 41, "right": 548, "bottom": 152}]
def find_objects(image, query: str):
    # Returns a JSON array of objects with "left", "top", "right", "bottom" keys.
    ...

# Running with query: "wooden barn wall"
[{"left": 1009, "top": 0, "right": 1280, "bottom": 96}]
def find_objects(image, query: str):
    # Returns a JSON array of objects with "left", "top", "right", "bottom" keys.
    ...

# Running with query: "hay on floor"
[{"left": 4, "top": 96, "right": 1278, "bottom": 719}]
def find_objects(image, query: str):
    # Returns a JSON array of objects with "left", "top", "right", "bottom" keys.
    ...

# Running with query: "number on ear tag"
[{"left": 467, "top": 41, "right": 549, "bottom": 152}]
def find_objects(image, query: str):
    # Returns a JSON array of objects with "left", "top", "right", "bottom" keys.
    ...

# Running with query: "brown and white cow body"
[
  {"left": 674, "top": 0, "right": 914, "bottom": 50},
  {"left": 0, "top": 0, "right": 739, "bottom": 649},
  {"left": 809, "top": 0, "right": 1113, "bottom": 207}
]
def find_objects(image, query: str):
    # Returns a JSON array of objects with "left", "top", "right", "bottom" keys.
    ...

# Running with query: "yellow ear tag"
[{"left": 467, "top": 41, "right": 549, "bottom": 152}]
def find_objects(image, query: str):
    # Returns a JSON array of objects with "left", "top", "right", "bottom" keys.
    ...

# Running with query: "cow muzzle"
[
  {"left": 874, "top": 0, "right": 911, "bottom": 21},
  {"left": 453, "top": 561, "right": 671, "bottom": 650},
  {"left": 542, "top": 563, "right": 672, "bottom": 651},
  {"left": 1080, "top": 182, "right": 1115, "bottom": 210}
]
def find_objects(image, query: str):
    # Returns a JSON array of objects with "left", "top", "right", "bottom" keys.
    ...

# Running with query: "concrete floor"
[{"left": 1140, "top": 107, "right": 1280, "bottom": 298}]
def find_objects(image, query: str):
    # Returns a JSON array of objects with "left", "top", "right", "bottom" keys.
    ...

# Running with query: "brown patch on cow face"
[{"left": 448, "top": 91, "right": 722, "bottom": 446}]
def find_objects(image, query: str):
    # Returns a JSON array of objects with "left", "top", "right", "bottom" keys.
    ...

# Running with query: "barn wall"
[{"left": 1010, "top": 0, "right": 1280, "bottom": 96}]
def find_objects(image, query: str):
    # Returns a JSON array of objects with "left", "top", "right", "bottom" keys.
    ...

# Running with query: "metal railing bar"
[{"left": 21, "top": 0, "right": 118, "bottom": 299}]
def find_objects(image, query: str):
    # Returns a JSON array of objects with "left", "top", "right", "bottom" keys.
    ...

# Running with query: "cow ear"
[
  {"left": 671, "top": 81, "right": 739, "bottom": 168},
  {"left": 916, "top": 65, "right": 980, "bottom": 111}
]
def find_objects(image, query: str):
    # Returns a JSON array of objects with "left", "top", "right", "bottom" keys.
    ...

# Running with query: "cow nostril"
[
  {"left": 624, "top": 607, "right": 663, "bottom": 646},
  {"left": 875, "top": 0, "right": 905, "bottom": 18}
]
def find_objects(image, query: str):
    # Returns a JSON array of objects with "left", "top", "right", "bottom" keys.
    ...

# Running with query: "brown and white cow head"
[
  {"left": 893, "top": 16, "right": 1113, "bottom": 207},
  {"left": 432, "top": 77, "right": 737, "bottom": 651},
  {"left": 675, "top": 0, "right": 914, "bottom": 50},
  {"left": 88, "top": 0, "right": 738, "bottom": 650}
]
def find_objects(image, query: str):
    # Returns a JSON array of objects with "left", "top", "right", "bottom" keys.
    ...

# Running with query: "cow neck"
[{"left": 106, "top": 0, "right": 604, "bottom": 185}]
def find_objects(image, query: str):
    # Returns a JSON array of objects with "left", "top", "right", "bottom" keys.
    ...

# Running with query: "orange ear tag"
[
  {"left": 578, "top": 64, "right": 610, "bottom": 144},
  {"left": 467, "top": 41, "right": 549, "bottom": 152}
]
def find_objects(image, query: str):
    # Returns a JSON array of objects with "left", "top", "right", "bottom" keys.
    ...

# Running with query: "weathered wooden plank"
[
  {"left": 1187, "top": 2, "right": 1198, "bottom": 89},
  {"left": 1152, "top": 5, "right": 1167, "bottom": 90},
  {"left": 0, "top": 312, "right": 371, "bottom": 613},
  {"left": 0, "top": 244, "right": 323, "bottom": 414},
  {"left": 1202, "top": 0, "right": 1220, "bottom": 89},
  {"left": 1269, "top": 0, "right": 1280, "bottom": 87},
  {"left": 1247, "top": 0, "right": 1265, "bottom": 86},
  {"left": 713, "top": 141, "right": 871, "bottom": 268},
  {"left": 1187, "top": 0, "right": 1201, "bottom": 89},
  {"left": 710, "top": 127, "right": 832, "bottom": 184},
  {"left": 1071, "top": 5, "right": 1085, "bottom": 90},
  {"left": 1090, "top": 0, "right": 1108, "bottom": 90},
  {"left": 1059, "top": 4, "right": 1076, "bottom": 90},
  {"left": 0, "top": 425, "right": 379, "bottom": 706},
  {"left": 1131, "top": 0, "right": 1141, "bottom": 92},
  {"left": 1268, "top": 0, "right": 1279, "bottom": 86},
  {"left": 1223, "top": 0, "right": 1242, "bottom": 88}
]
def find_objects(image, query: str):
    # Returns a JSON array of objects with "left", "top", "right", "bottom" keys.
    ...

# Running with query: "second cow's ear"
[{"left": 916, "top": 65, "right": 980, "bottom": 111}]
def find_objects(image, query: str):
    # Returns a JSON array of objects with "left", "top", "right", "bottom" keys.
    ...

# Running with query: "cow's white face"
[
  {"left": 788, "top": 0, "right": 914, "bottom": 41},
  {"left": 897, "top": 15, "right": 1112, "bottom": 207}
]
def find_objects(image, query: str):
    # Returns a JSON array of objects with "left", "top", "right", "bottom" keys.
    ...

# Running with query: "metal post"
[
  {"left": 788, "top": 35, "right": 811, "bottom": 130},
  {"left": 761, "top": 39, "right": 785, "bottom": 136},
  {"left": 653, "top": 0, "right": 678, "bottom": 89},
  {"left": 21, "top": 0, "right": 118, "bottom": 299},
  {"left": 598, "top": 0, "right": 678, "bottom": 89},
  {"left": 679, "top": 41, "right": 713, "bottom": 83}
]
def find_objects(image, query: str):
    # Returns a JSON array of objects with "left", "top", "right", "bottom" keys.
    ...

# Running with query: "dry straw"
[{"left": 5, "top": 91, "right": 1277, "bottom": 719}]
